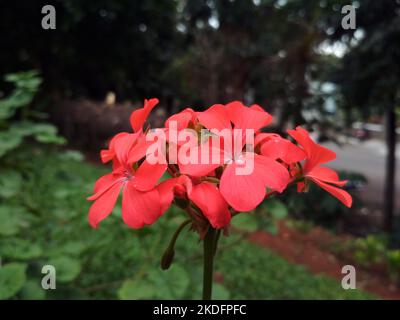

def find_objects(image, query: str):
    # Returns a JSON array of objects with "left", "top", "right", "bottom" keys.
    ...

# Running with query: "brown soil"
[{"left": 248, "top": 221, "right": 400, "bottom": 300}]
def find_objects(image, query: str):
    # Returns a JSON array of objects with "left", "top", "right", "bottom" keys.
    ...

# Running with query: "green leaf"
[
  {"left": 264, "top": 199, "right": 288, "bottom": 220},
  {"left": 0, "top": 132, "right": 22, "bottom": 157},
  {"left": 148, "top": 265, "right": 190, "bottom": 299},
  {"left": 35, "top": 132, "right": 66, "bottom": 144},
  {"left": 47, "top": 242, "right": 87, "bottom": 257},
  {"left": 118, "top": 265, "right": 190, "bottom": 300},
  {"left": 0, "top": 71, "right": 41, "bottom": 120},
  {"left": 0, "top": 263, "right": 27, "bottom": 299},
  {"left": 53, "top": 207, "right": 79, "bottom": 219},
  {"left": 265, "top": 221, "right": 278, "bottom": 235},
  {"left": 31, "top": 123, "right": 66, "bottom": 144},
  {"left": 19, "top": 280, "right": 46, "bottom": 300},
  {"left": 0, "top": 239, "right": 43, "bottom": 260},
  {"left": 212, "top": 283, "right": 230, "bottom": 299},
  {"left": 58, "top": 150, "right": 84, "bottom": 162},
  {"left": 4, "top": 70, "right": 40, "bottom": 85},
  {"left": 118, "top": 279, "right": 156, "bottom": 300},
  {"left": 231, "top": 212, "right": 258, "bottom": 232},
  {"left": 61, "top": 242, "right": 87, "bottom": 256},
  {"left": 0, "top": 206, "right": 21, "bottom": 236},
  {"left": 0, "top": 121, "right": 64, "bottom": 158},
  {"left": 8, "top": 121, "right": 42, "bottom": 137},
  {"left": 0, "top": 170, "right": 22, "bottom": 198},
  {"left": 47, "top": 257, "right": 81, "bottom": 283}
]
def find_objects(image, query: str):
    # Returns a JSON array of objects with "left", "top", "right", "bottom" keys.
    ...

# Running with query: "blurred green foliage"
[
  {"left": 218, "top": 241, "right": 374, "bottom": 300},
  {"left": 286, "top": 218, "right": 315, "bottom": 234},
  {"left": 278, "top": 171, "right": 367, "bottom": 230},
  {"left": 0, "top": 71, "right": 65, "bottom": 158},
  {"left": 350, "top": 235, "right": 400, "bottom": 283},
  {"left": 352, "top": 235, "right": 387, "bottom": 267},
  {"left": 0, "top": 147, "right": 376, "bottom": 300},
  {"left": 331, "top": 234, "right": 400, "bottom": 283},
  {"left": 387, "top": 250, "right": 400, "bottom": 284}
]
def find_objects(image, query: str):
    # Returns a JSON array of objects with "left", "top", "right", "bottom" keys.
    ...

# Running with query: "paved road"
[{"left": 323, "top": 139, "right": 400, "bottom": 211}]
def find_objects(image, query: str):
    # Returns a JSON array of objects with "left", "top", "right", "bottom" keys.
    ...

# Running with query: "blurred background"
[{"left": 0, "top": 0, "right": 399, "bottom": 300}]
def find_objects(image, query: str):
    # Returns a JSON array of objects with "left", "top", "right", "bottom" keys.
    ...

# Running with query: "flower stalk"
[{"left": 202, "top": 227, "right": 218, "bottom": 300}]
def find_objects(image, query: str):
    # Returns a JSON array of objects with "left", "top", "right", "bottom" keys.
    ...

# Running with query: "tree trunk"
[{"left": 383, "top": 105, "right": 397, "bottom": 232}]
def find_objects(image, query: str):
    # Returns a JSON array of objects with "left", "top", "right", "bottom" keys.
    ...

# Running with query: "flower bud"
[{"left": 161, "top": 246, "right": 175, "bottom": 270}]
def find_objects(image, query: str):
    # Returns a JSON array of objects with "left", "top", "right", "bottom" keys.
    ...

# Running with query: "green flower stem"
[{"left": 202, "top": 227, "right": 218, "bottom": 300}]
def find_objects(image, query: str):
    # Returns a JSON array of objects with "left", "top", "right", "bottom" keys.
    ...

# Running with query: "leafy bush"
[
  {"left": 286, "top": 218, "right": 315, "bottom": 234},
  {"left": 231, "top": 199, "right": 288, "bottom": 235},
  {"left": 0, "top": 148, "right": 376, "bottom": 299},
  {"left": 217, "top": 240, "right": 375, "bottom": 300},
  {"left": 387, "top": 250, "right": 400, "bottom": 284},
  {"left": 0, "top": 71, "right": 65, "bottom": 158},
  {"left": 279, "top": 171, "right": 367, "bottom": 230},
  {"left": 351, "top": 235, "right": 387, "bottom": 267}
]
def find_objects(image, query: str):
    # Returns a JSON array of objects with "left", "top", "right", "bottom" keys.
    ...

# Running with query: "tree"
[
  {"left": 172, "top": 0, "right": 346, "bottom": 128},
  {"left": 328, "top": 0, "right": 400, "bottom": 231},
  {"left": 0, "top": 0, "right": 179, "bottom": 101}
]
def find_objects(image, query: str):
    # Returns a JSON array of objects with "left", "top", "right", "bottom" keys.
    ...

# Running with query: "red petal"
[
  {"left": 226, "top": 101, "right": 273, "bottom": 131},
  {"left": 122, "top": 182, "right": 162, "bottom": 229},
  {"left": 157, "top": 178, "right": 179, "bottom": 213},
  {"left": 165, "top": 108, "right": 196, "bottom": 130},
  {"left": 189, "top": 182, "right": 231, "bottom": 228},
  {"left": 176, "top": 175, "right": 193, "bottom": 195},
  {"left": 178, "top": 144, "right": 224, "bottom": 177},
  {"left": 113, "top": 132, "right": 140, "bottom": 165},
  {"left": 260, "top": 137, "right": 306, "bottom": 164},
  {"left": 307, "top": 166, "right": 347, "bottom": 186},
  {"left": 249, "top": 104, "right": 267, "bottom": 112},
  {"left": 101, "top": 132, "right": 130, "bottom": 163},
  {"left": 287, "top": 126, "right": 336, "bottom": 172},
  {"left": 254, "top": 132, "right": 279, "bottom": 146},
  {"left": 100, "top": 149, "right": 114, "bottom": 163},
  {"left": 88, "top": 172, "right": 123, "bottom": 201},
  {"left": 134, "top": 159, "right": 167, "bottom": 191},
  {"left": 130, "top": 98, "right": 159, "bottom": 132},
  {"left": 196, "top": 104, "right": 231, "bottom": 131},
  {"left": 88, "top": 182, "right": 121, "bottom": 228},
  {"left": 220, "top": 162, "right": 266, "bottom": 212},
  {"left": 297, "top": 181, "right": 306, "bottom": 192},
  {"left": 179, "top": 161, "right": 221, "bottom": 177},
  {"left": 253, "top": 153, "right": 290, "bottom": 192},
  {"left": 127, "top": 134, "right": 152, "bottom": 164},
  {"left": 309, "top": 177, "right": 353, "bottom": 208}
]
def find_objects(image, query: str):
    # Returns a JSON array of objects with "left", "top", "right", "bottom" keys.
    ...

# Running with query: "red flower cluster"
[{"left": 88, "top": 99, "right": 352, "bottom": 233}]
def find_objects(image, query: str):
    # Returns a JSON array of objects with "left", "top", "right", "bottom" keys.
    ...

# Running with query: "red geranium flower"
[
  {"left": 179, "top": 101, "right": 290, "bottom": 212},
  {"left": 255, "top": 133, "right": 306, "bottom": 165},
  {"left": 287, "top": 126, "right": 352, "bottom": 207},
  {"left": 100, "top": 98, "right": 159, "bottom": 164},
  {"left": 87, "top": 98, "right": 353, "bottom": 301},
  {"left": 158, "top": 175, "right": 231, "bottom": 229},
  {"left": 88, "top": 99, "right": 168, "bottom": 229}
]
